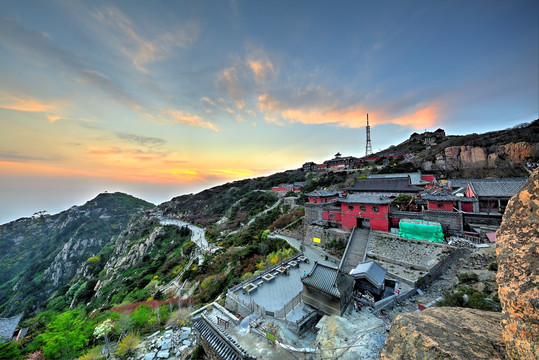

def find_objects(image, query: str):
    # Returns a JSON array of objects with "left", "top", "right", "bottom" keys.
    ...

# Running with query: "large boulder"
[
  {"left": 496, "top": 171, "right": 539, "bottom": 359},
  {"left": 379, "top": 307, "right": 506, "bottom": 360}
]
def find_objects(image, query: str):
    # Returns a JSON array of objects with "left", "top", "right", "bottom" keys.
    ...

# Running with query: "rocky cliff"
[
  {"left": 379, "top": 307, "right": 506, "bottom": 360},
  {"left": 423, "top": 141, "right": 539, "bottom": 171},
  {"left": 496, "top": 171, "right": 539, "bottom": 359},
  {"left": 0, "top": 192, "right": 154, "bottom": 316}
]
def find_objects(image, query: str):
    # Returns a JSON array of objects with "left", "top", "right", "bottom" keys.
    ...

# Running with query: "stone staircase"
[{"left": 339, "top": 228, "right": 371, "bottom": 273}]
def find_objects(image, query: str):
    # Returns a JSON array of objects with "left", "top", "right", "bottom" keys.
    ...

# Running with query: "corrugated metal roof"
[{"left": 350, "top": 261, "right": 387, "bottom": 288}]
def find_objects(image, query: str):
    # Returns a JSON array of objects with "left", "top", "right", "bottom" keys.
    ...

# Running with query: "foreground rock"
[
  {"left": 379, "top": 307, "right": 506, "bottom": 360},
  {"left": 496, "top": 171, "right": 539, "bottom": 359}
]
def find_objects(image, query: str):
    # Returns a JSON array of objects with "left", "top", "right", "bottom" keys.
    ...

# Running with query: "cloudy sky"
[{"left": 1, "top": 0, "right": 537, "bottom": 223}]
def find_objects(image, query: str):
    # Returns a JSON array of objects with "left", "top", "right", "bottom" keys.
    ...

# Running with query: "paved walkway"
[{"left": 159, "top": 217, "right": 218, "bottom": 253}]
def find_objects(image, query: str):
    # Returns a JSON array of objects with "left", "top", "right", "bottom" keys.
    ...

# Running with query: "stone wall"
[
  {"left": 423, "top": 210, "right": 463, "bottom": 234},
  {"left": 304, "top": 225, "right": 350, "bottom": 246},
  {"left": 304, "top": 203, "right": 325, "bottom": 226}
]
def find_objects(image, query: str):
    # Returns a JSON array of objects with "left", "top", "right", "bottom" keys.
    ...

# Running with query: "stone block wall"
[
  {"left": 423, "top": 210, "right": 463, "bottom": 235},
  {"left": 304, "top": 225, "right": 350, "bottom": 246},
  {"left": 304, "top": 203, "right": 325, "bottom": 225}
]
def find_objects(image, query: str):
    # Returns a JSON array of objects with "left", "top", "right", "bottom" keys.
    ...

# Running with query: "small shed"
[
  {"left": 349, "top": 261, "right": 387, "bottom": 299},
  {"left": 301, "top": 262, "right": 354, "bottom": 316}
]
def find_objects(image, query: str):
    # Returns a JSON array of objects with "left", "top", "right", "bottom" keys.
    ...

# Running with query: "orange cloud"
[
  {"left": 388, "top": 106, "right": 438, "bottom": 129},
  {"left": 257, "top": 94, "right": 280, "bottom": 112},
  {"left": 89, "top": 147, "right": 122, "bottom": 155},
  {"left": 0, "top": 95, "right": 56, "bottom": 113},
  {"left": 247, "top": 57, "right": 275, "bottom": 84},
  {"left": 162, "top": 109, "right": 218, "bottom": 131},
  {"left": 46, "top": 115, "right": 62, "bottom": 123},
  {"left": 257, "top": 92, "right": 439, "bottom": 130}
]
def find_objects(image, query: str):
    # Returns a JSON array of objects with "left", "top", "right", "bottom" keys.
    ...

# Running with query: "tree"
[{"left": 94, "top": 319, "right": 114, "bottom": 358}]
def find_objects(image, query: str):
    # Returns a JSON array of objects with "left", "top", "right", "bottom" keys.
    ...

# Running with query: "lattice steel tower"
[{"left": 365, "top": 113, "right": 372, "bottom": 156}]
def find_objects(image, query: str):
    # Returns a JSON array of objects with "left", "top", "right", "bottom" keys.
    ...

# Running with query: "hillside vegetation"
[{"left": 0, "top": 192, "right": 154, "bottom": 317}]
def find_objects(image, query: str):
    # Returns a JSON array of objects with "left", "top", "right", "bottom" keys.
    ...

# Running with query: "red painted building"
[
  {"left": 306, "top": 190, "right": 340, "bottom": 204},
  {"left": 322, "top": 194, "right": 392, "bottom": 231},
  {"left": 272, "top": 182, "right": 307, "bottom": 193},
  {"left": 423, "top": 195, "right": 456, "bottom": 211}
]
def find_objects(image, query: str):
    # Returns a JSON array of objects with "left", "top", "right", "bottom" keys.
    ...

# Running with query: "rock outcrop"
[
  {"left": 496, "top": 171, "right": 539, "bottom": 359},
  {"left": 379, "top": 307, "right": 506, "bottom": 360},
  {"left": 422, "top": 141, "right": 539, "bottom": 171}
]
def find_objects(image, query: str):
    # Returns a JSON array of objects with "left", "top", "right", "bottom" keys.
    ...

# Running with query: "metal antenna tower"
[{"left": 365, "top": 113, "right": 372, "bottom": 156}]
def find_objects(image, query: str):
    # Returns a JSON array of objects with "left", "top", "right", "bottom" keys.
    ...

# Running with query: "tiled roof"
[
  {"left": 0, "top": 313, "right": 23, "bottom": 342},
  {"left": 340, "top": 194, "right": 393, "bottom": 204},
  {"left": 294, "top": 182, "right": 308, "bottom": 187},
  {"left": 422, "top": 195, "right": 460, "bottom": 201},
  {"left": 302, "top": 262, "right": 345, "bottom": 298},
  {"left": 468, "top": 178, "right": 527, "bottom": 198},
  {"left": 350, "top": 261, "right": 387, "bottom": 289},
  {"left": 305, "top": 190, "right": 339, "bottom": 197},
  {"left": 193, "top": 315, "right": 255, "bottom": 360},
  {"left": 346, "top": 177, "right": 421, "bottom": 193},
  {"left": 448, "top": 179, "right": 471, "bottom": 189},
  {"left": 368, "top": 172, "right": 426, "bottom": 186}
]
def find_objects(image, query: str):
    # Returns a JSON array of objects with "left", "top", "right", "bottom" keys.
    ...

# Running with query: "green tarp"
[{"left": 398, "top": 219, "right": 444, "bottom": 242}]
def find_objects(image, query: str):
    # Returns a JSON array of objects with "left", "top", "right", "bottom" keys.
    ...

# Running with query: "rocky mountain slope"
[
  {"left": 0, "top": 192, "right": 154, "bottom": 317},
  {"left": 380, "top": 119, "right": 538, "bottom": 177}
]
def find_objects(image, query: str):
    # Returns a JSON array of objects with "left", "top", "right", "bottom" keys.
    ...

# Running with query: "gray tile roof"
[
  {"left": 422, "top": 195, "right": 460, "bottom": 201},
  {"left": 0, "top": 313, "right": 23, "bottom": 342},
  {"left": 346, "top": 177, "right": 421, "bottom": 193},
  {"left": 305, "top": 190, "right": 339, "bottom": 197},
  {"left": 302, "top": 262, "right": 344, "bottom": 298},
  {"left": 468, "top": 178, "right": 527, "bottom": 198},
  {"left": 350, "top": 261, "right": 387, "bottom": 289},
  {"left": 340, "top": 194, "right": 393, "bottom": 205},
  {"left": 368, "top": 172, "right": 426, "bottom": 186},
  {"left": 193, "top": 315, "right": 255, "bottom": 360}
]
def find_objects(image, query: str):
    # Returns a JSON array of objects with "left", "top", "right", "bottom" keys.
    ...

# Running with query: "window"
[
  {"left": 437, "top": 202, "right": 445, "bottom": 209},
  {"left": 372, "top": 206, "right": 380, "bottom": 213},
  {"left": 348, "top": 205, "right": 354, "bottom": 211},
  {"left": 329, "top": 213, "right": 335, "bottom": 219},
  {"left": 359, "top": 205, "right": 366, "bottom": 211}
]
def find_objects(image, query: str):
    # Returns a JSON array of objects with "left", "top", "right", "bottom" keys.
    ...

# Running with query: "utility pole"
[{"left": 365, "top": 113, "right": 372, "bottom": 156}]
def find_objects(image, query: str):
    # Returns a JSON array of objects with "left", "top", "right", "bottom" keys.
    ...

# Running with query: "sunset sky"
[{"left": 1, "top": 0, "right": 538, "bottom": 223}]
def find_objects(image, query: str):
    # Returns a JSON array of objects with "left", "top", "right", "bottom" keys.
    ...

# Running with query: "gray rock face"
[
  {"left": 143, "top": 352, "right": 156, "bottom": 360},
  {"left": 156, "top": 350, "right": 169, "bottom": 359}
]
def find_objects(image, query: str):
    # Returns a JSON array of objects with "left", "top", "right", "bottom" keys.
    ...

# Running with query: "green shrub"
[
  {"left": 457, "top": 272, "right": 479, "bottom": 284},
  {"left": 130, "top": 305, "right": 153, "bottom": 332},
  {"left": 116, "top": 332, "right": 140, "bottom": 359},
  {"left": 85, "top": 256, "right": 101, "bottom": 266},
  {"left": 78, "top": 347, "right": 105, "bottom": 360},
  {"left": 0, "top": 341, "right": 21, "bottom": 359},
  {"left": 488, "top": 262, "right": 498, "bottom": 272}
]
